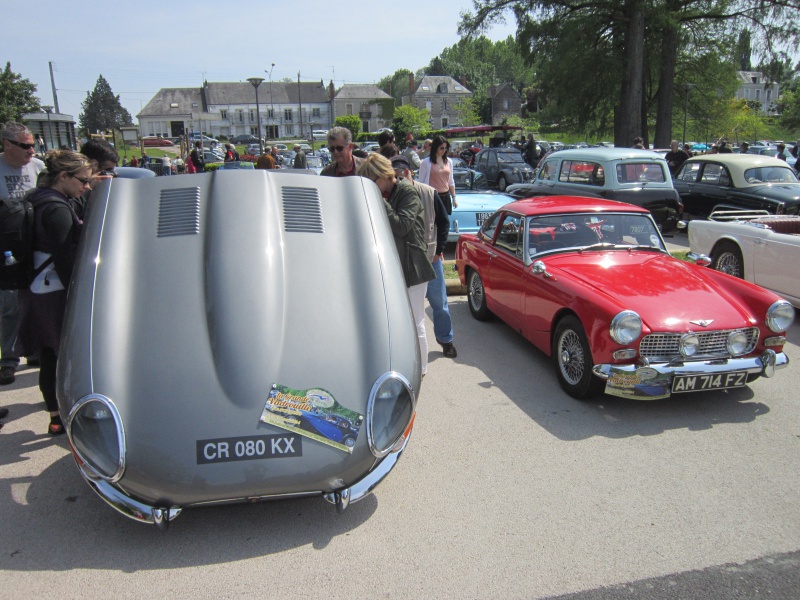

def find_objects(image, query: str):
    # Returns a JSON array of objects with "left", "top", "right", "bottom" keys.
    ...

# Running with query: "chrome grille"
[
  {"left": 282, "top": 187, "right": 323, "bottom": 233},
  {"left": 639, "top": 328, "right": 759, "bottom": 361},
  {"left": 158, "top": 187, "right": 200, "bottom": 237}
]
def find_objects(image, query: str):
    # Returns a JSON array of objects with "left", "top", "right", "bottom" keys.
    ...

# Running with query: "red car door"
[{"left": 485, "top": 213, "right": 525, "bottom": 330}]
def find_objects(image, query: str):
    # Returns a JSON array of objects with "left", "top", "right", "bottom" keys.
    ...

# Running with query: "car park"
[
  {"left": 448, "top": 170, "right": 513, "bottom": 242},
  {"left": 506, "top": 148, "right": 682, "bottom": 231},
  {"left": 142, "top": 136, "right": 175, "bottom": 147},
  {"left": 686, "top": 210, "right": 800, "bottom": 308},
  {"left": 673, "top": 154, "right": 800, "bottom": 218},
  {"left": 57, "top": 170, "right": 421, "bottom": 528},
  {"left": 455, "top": 196, "right": 793, "bottom": 400},
  {"left": 472, "top": 147, "right": 536, "bottom": 191}
]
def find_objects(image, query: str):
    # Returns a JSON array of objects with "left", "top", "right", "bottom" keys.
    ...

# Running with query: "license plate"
[
  {"left": 671, "top": 371, "right": 747, "bottom": 393},
  {"left": 476, "top": 212, "right": 492, "bottom": 226},
  {"left": 197, "top": 433, "right": 302, "bottom": 464}
]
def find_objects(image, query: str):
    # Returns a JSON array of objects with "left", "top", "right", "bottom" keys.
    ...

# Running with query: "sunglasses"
[
  {"left": 7, "top": 139, "right": 36, "bottom": 150},
  {"left": 329, "top": 145, "right": 347, "bottom": 153},
  {"left": 69, "top": 173, "right": 92, "bottom": 186}
]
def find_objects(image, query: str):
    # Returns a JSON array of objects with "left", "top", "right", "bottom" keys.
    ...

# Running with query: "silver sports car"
[{"left": 58, "top": 170, "right": 420, "bottom": 529}]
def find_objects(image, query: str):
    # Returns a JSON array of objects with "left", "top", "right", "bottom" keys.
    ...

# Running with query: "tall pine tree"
[
  {"left": 0, "top": 62, "right": 41, "bottom": 123},
  {"left": 79, "top": 75, "right": 132, "bottom": 135}
]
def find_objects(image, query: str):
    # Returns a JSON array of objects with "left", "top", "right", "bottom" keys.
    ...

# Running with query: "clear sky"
[{"left": 3, "top": 0, "right": 516, "bottom": 120}]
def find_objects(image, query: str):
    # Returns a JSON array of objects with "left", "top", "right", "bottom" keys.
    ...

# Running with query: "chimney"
[
  {"left": 460, "top": 76, "right": 467, "bottom": 88},
  {"left": 410, "top": 73, "right": 415, "bottom": 95},
  {"left": 328, "top": 80, "right": 335, "bottom": 100}
]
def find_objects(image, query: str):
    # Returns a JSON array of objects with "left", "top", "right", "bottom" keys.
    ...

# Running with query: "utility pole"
[
  {"left": 48, "top": 62, "right": 60, "bottom": 113},
  {"left": 298, "top": 72, "right": 304, "bottom": 143}
]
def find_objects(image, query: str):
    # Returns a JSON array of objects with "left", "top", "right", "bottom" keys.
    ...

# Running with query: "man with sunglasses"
[
  {"left": 0, "top": 122, "right": 46, "bottom": 386},
  {"left": 321, "top": 126, "right": 365, "bottom": 177}
]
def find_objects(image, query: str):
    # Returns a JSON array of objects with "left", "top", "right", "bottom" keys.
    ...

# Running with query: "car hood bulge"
[{"left": 549, "top": 252, "right": 756, "bottom": 331}]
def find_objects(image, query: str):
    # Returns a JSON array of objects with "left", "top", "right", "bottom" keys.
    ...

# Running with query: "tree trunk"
[
  {"left": 653, "top": 6, "right": 680, "bottom": 148},
  {"left": 615, "top": 1, "right": 645, "bottom": 147}
]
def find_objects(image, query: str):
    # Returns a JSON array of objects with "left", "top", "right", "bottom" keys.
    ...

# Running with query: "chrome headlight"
[
  {"left": 726, "top": 330, "right": 749, "bottom": 356},
  {"left": 367, "top": 372, "right": 415, "bottom": 458},
  {"left": 766, "top": 300, "right": 794, "bottom": 333},
  {"left": 610, "top": 311, "right": 642, "bottom": 345},
  {"left": 680, "top": 333, "right": 700, "bottom": 357},
  {"left": 67, "top": 394, "right": 125, "bottom": 482}
]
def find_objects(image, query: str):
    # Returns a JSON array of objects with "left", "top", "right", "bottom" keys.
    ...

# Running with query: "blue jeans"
[
  {"left": 426, "top": 259, "right": 453, "bottom": 344},
  {"left": 0, "top": 289, "right": 20, "bottom": 367}
]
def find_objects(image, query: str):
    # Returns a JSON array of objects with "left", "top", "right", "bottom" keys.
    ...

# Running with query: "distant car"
[
  {"left": 305, "top": 155, "right": 324, "bottom": 175},
  {"left": 203, "top": 151, "right": 223, "bottom": 164},
  {"left": 686, "top": 210, "right": 800, "bottom": 307},
  {"left": 272, "top": 143, "right": 288, "bottom": 152},
  {"left": 455, "top": 196, "right": 793, "bottom": 400},
  {"left": 246, "top": 144, "right": 262, "bottom": 156},
  {"left": 448, "top": 170, "right": 514, "bottom": 242},
  {"left": 58, "top": 171, "right": 420, "bottom": 528},
  {"left": 312, "top": 130, "right": 328, "bottom": 141},
  {"left": 114, "top": 166, "right": 155, "bottom": 179},
  {"left": 506, "top": 148, "right": 682, "bottom": 231},
  {"left": 673, "top": 154, "right": 800, "bottom": 218},
  {"left": 472, "top": 147, "right": 536, "bottom": 191},
  {"left": 230, "top": 134, "right": 260, "bottom": 144},
  {"left": 746, "top": 146, "right": 796, "bottom": 168},
  {"left": 297, "top": 143, "right": 312, "bottom": 153},
  {"left": 189, "top": 134, "right": 219, "bottom": 146},
  {"left": 142, "top": 137, "right": 174, "bottom": 147},
  {"left": 360, "top": 142, "right": 379, "bottom": 152}
]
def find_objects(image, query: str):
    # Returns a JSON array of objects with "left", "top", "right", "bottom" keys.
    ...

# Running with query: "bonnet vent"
[
  {"left": 158, "top": 187, "right": 200, "bottom": 237},
  {"left": 282, "top": 186, "right": 323, "bottom": 233}
]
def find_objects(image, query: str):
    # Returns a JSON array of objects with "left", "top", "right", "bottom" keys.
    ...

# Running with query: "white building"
[
  {"left": 735, "top": 71, "right": 780, "bottom": 115},
  {"left": 332, "top": 84, "right": 394, "bottom": 133}
]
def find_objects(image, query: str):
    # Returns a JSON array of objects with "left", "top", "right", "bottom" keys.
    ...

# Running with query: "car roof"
[
  {"left": 545, "top": 148, "right": 665, "bottom": 161},
  {"left": 501, "top": 195, "right": 651, "bottom": 216},
  {"left": 685, "top": 154, "right": 790, "bottom": 168}
]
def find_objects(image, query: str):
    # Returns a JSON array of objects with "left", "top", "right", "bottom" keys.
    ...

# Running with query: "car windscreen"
[
  {"left": 527, "top": 212, "right": 665, "bottom": 257},
  {"left": 497, "top": 151, "right": 525, "bottom": 164},
  {"left": 615, "top": 162, "right": 667, "bottom": 183},
  {"left": 306, "top": 156, "right": 323, "bottom": 166},
  {"left": 743, "top": 166, "right": 799, "bottom": 184}
]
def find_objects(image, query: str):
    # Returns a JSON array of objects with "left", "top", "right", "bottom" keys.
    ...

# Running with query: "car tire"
[
  {"left": 498, "top": 174, "right": 508, "bottom": 191},
  {"left": 467, "top": 269, "right": 492, "bottom": 321},
  {"left": 711, "top": 241, "right": 744, "bottom": 279},
  {"left": 552, "top": 315, "right": 603, "bottom": 400}
]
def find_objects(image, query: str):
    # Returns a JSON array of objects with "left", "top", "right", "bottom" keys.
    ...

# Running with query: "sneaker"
[
  {"left": 441, "top": 343, "right": 457, "bottom": 358},
  {"left": 0, "top": 407, "right": 8, "bottom": 419},
  {"left": 0, "top": 366, "right": 15, "bottom": 385}
]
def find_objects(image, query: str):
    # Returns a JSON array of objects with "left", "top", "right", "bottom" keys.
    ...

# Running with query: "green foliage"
[
  {"left": 778, "top": 90, "right": 800, "bottom": 131},
  {"left": 0, "top": 62, "right": 41, "bottom": 124},
  {"left": 454, "top": 97, "right": 481, "bottom": 127},
  {"left": 79, "top": 75, "right": 133, "bottom": 136},
  {"left": 377, "top": 69, "right": 414, "bottom": 105},
  {"left": 391, "top": 105, "right": 431, "bottom": 144},
  {"left": 333, "top": 114, "right": 362, "bottom": 140}
]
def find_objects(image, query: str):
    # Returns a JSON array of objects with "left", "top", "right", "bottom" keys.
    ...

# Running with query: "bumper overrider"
[{"left": 593, "top": 349, "right": 788, "bottom": 400}]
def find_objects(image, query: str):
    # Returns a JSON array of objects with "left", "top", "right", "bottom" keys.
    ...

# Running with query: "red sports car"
[
  {"left": 141, "top": 136, "right": 175, "bottom": 147},
  {"left": 456, "top": 196, "right": 794, "bottom": 400}
]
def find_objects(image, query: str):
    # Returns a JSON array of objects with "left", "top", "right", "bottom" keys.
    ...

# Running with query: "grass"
[{"left": 443, "top": 260, "right": 460, "bottom": 279}]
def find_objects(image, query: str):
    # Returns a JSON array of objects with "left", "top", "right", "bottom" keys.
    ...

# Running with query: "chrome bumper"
[{"left": 593, "top": 349, "right": 789, "bottom": 380}]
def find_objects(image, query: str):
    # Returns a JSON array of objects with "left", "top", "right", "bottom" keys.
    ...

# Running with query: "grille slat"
[
  {"left": 282, "top": 187, "right": 323, "bottom": 233},
  {"left": 639, "top": 328, "right": 760, "bottom": 361},
  {"left": 158, "top": 187, "right": 200, "bottom": 237}
]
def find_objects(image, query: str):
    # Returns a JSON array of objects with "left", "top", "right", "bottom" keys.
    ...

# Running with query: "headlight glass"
[
  {"left": 68, "top": 394, "right": 125, "bottom": 481},
  {"left": 766, "top": 300, "right": 795, "bottom": 333},
  {"left": 726, "top": 330, "right": 749, "bottom": 356},
  {"left": 610, "top": 311, "right": 642, "bottom": 345},
  {"left": 367, "top": 372, "right": 415, "bottom": 458},
  {"left": 680, "top": 333, "right": 700, "bottom": 357}
]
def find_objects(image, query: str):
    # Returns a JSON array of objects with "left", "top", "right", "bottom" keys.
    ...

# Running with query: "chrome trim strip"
[{"left": 592, "top": 350, "right": 788, "bottom": 380}]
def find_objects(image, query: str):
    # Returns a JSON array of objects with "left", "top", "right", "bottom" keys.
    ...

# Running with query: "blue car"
[{"left": 449, "top": 169, "right": 514, "bottom": 242}]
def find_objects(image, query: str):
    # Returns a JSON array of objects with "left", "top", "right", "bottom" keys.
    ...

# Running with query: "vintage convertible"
[
  {"left": 456, "top": 196, "right": 793, "bottom": 400},
  {"left": 686, "top": 210, "right": 800, "bottom": 308},
  {"left": 58, "top": 170, "right": 420, "bottom": 529}
]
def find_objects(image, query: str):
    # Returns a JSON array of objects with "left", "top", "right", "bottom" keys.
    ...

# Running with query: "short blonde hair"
[{"left": 356, "top": 153, "right": 395, "bottom": 182}]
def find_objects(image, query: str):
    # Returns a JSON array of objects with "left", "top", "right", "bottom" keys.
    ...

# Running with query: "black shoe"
[
  {"left": 0, "top": 407, "right": 8, "bottom": 419},
  {"left": 26, "top": 355, "right": 40, "bottom": 367},
  {"left": 0, "top": 366, "right": 15, "bottom": 385},
  {"left": 441, "top": 343, "right": 457, "bottom": 358}
]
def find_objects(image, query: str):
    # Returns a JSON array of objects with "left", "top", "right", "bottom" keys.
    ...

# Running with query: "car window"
[
  {"left": 488, "top": 152, "right": 498, "bottom": 168},
  {"left": 538, "top": 160, "right": 557, "bottom": 182},
  {"left": 497, "top": 151, "right": 525, "bottom": 164},
  {"left": 453, "top": 169, "right": 473, "bottom": 190},
  {"left": 494, "top": 214, "right": 523, "bottom": 257},
  {"left": 616, "top": 162, "right": 667, "bottom": 183},
  {"left": 700, "top": 163, "right": 725, "bottom": 184},
  {"left": 743, "top": 166, "right": 799, "bottom": 184},
  {"left": 559, "top": 161, "right": 604, "bottom": 185},
  {"left": 480, "top": 211, "right": 502, "bottom": 242},
  {"left": 677, "top": 162, "right": 701, "bottom": 182}
]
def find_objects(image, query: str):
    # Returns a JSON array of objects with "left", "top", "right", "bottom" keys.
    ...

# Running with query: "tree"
[
  {"left": 778, "top": 90, "right": 800, "bottom": 131},
  {"left": 390, "top": 105, "right": 431, "bottom": 144},
  {"left": 377, "top": 69, "right": 414, "bottom": 105},
  {"left": 454, "top": 97, "right": 482, "bottom": 127},
  {"left": 79, "top": 75, "right": 133, "bottom": 136},
  {"left": 0, "top": 62, "right": 41, "bottom": 124},
  {"left": 333, "top": 115, "right": 362, "bottom": 140},
  {"left": 736, "top": 29, "right": 752, "bottom": 72}
]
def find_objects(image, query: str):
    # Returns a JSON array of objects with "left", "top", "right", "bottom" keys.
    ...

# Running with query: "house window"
[
  {"left": 284, "top": 109, "right": 293, "bottom": 122},
  {"left": 744, "top": 89, "right": 750, "bottom": 99},
  {"left": 441, "top": 98, "right": 447, "bottom": 111},
  {"left": 249, "top": 109, "right": 256, "bottom": 122},
  {"left": 285, "top": 125, "right": 294, "bottom": 135},
  {"left": 312, "top": 107, "right": 321, "bottom": 118},
  {"left": 755, "top": 89, "right": 761, "bottom": 100},
  {"left": 267, "top": 108, "right": 274, "bottom": 119},
  {"left": 346, "top": 103, "right": 353, "bottom": 115},
  {"left": 425, "top": 100, "right": 432, "bottom": 111},
  {"left": 220, "top": 110, "right": 228, "bottom": 120},
  {"left": 503, "top": 99, "right": 509, "bottom": 109},
  {"left": 250, "top": 126, "right": 258, "bottom": 136},
  {"left": 766, "top": 89, "right": 772, "bottom": 101},
  {"left": 437, "top": 83, "right": 448, "bottom": 93},
  {"left": 441, "top": 117, "right": 449, "bottom": 128},
  {"left": 237, "top": 110, "right": 244, "bottom": 122}
]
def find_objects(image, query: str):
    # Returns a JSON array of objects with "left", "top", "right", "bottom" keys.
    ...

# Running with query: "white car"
[
  {"left": 312, "top": 130, "right": 328, "bottom": 141},
  {"left": 686, "top": 210, "right": 800, "bottom": 307}
]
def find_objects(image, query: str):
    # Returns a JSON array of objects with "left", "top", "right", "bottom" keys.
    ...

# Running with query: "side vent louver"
[
  {"left": 158, "top": 187, "right": 200, "bottom": 237},
  {"left": 282, "top": 187, "right": 323, "bottom": 233}
]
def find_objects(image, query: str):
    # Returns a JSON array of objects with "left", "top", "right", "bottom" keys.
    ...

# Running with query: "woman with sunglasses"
[
  {"left": 418, "top": 135, "right": 457, "bottom": 214},
  {"left": 16, "top": 150, "right": 91, "bottom": 435}
]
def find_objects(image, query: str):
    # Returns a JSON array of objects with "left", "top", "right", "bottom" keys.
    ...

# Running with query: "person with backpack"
[
  {"left": 0, "top": 122, "right": 45, "bottom": 389},
  {"left": 16, "top": 150, "right": 91, "bottom": 435}
]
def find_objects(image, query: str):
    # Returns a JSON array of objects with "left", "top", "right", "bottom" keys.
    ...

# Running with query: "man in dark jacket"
[{"left": 190, "top": 141, "right": 205, "bottom": 173}]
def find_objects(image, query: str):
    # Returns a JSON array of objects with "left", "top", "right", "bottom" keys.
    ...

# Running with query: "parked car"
[
  {"left": 230, "top": 134, "right": 261, "bottom": 144},
  {"left": 747, "top": 145, "right": 797, "bottom": 168},
  {"left": 673, "top": 154, "right": 800, "bottom": 218},
  {"left": 685, "top": 210, "right": 800, "bottom": 307},
  {"left": 203, "top": 150, "right": 223, "bottom": 164},
  {"left": 360, "top": 142, "right": 379, "bottom": 152},
  {"left": 142, "top": 136, "right": 174, "bottom": 147},
  {"left": 455, "top": 196, "right": 793, "bottom": 400},
  {"left": 506, "top": 148, "right": 683, "bottom": 231},
  {"left": 246, "top": 143, "right": 262, "bottom": 156},
  {"left": 312, "top": 130, "right": 328, "bottom": 141},
  {"left": 219, "top": 161, "right": 255, "bottom": 169},
  {"left": 305, "top": 155, "right": 324, "bottom": 175},
  {"left": 297, "top": 143, "right": 313, "bottom": 153},
  {"left": 472, "top": 147, "right": 536, "bottom": 191},
  {"left": 57, "top": 171, "right": 420, "bottom": 528},
  {"left": 272, "top": 143, "right": 288, "bottom": 151},
  {"left": 189, "top": 133, "right": 218, "bottom": 145},
  {"left": 448, "top": 170, "right": 513, "bottom": 242}
]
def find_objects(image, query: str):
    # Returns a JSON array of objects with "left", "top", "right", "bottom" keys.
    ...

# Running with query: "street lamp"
[
  {"left": 682, "top": 83, "right": 695, "bottom": 147},
  {"left": 41, "top": 105, "right": 54, "bottom": 152},
  {"left": 247, "top": 77, "right": 265, "bottom": 155},
  {"left": 265, "top": 64, "right": 275, "bottom": 142}
]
